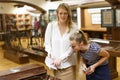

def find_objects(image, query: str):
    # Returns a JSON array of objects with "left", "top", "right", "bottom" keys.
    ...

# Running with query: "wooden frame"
[
  {"left": 101, "top": 9, "right": 115, "bottom": 27},
  {"left": 0, "top": 14, "right": 3, "bottom": 31},
  {"left": 115, "top": 9, "right": 120, "bottom": 27},
  {"left": 49, "top": 9, "right": 56, "bottom": 22}
]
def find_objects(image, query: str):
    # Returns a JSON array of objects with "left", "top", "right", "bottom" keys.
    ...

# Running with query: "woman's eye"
[
  {"left": 59, "top": 13, "right": 62, "bottom": 15},
  {"left": 64, "top": 13, "right": 68, "bottom": 15},
  {"left": 59, "top": 13, "right": 68, "bottom": 15}
]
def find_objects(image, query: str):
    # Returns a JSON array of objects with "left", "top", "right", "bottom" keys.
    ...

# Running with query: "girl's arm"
[
  {"left": 86, "top": 48, "right": 110, "bottom": 75},
  {"left": 93, "top": 48, "right": 110, "bottom": 68}
]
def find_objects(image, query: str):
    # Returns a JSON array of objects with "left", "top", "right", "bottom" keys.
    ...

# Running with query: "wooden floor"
[
  {"left": 0, "top": 41, "right": 120, "bottom": 80},
  {"left": 0, "top": 40, "right": 53, "bottom": 76}
]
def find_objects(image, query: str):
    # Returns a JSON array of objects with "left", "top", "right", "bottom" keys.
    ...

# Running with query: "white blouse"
[{"left": 44, "top": 21, "right": 78, "bottom": 69}]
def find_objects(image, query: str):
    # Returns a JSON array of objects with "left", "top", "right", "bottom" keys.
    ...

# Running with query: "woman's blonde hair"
[
  {"left": 70, "top": 30, "right": 88, "bottom": 45},
  {"left": 56, "top": 3, "right": 73, "bottom": 32}
]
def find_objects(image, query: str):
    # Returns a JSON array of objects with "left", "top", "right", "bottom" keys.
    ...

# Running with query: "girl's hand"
[{"left": 85, "top": 65, "right": 95, "bottom": 75}]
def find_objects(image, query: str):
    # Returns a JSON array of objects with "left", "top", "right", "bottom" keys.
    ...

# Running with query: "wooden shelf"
[
  {"left": 80, "top": 7, "right": 108, "bottom": 39},
  {"left": 16, "top": 14, "right": 32, "bottom": 30},
  {"left": 81, "top": 28, "right": 107, "bottom": 32}
]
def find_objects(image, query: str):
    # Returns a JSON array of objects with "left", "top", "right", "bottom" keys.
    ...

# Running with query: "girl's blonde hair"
[
  {"left": 56, "top": 3, "right": 73, "bottom": 32},
  {"left": 70, "top": 30, "right": 88, "bottom": 45}
]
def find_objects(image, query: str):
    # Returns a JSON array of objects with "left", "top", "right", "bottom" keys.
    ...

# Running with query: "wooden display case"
[{"left": 0, "top": 64, "right": 60, "bottom": 80}]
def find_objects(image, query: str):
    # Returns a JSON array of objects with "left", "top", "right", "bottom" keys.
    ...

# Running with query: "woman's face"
[
  {"left": 57, "top": 8, "right": 68, "bottom": 23},
  {"left": 70, "top": 40, "right": 81, "bottom": 52}
]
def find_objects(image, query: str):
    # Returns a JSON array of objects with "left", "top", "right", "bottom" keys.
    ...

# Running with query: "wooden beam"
[
  {"left": 0, "top": 0, "right": 46, "bottom": 14},
  {"left": 50, "top": 0, "right": 61, "bottom": 1},
  {"left": 80, "top": 1, "right": 110, "bottom": 8},
  {"left": 105, "top": 0, "right": 119, "bottom": 5}
]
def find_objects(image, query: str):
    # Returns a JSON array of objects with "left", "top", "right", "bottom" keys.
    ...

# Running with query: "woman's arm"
[
  {"left": 59, "top": 47, "right": 74, "bottom": 61},
  {"left": 44, "top": 22, "right": 53, "bottom": 57}
]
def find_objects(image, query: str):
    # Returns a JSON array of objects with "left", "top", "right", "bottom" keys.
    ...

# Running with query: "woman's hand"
[{"left": 52, "top": 58, "right": 61, "bottom": 67}]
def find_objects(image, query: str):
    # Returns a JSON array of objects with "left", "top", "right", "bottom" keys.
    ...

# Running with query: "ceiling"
[
  {"left": 0, "top": 0, "right": 111, "bottom": 14},
  {"left": 0, "top": 3, "right": 41, "bottom": 14}
]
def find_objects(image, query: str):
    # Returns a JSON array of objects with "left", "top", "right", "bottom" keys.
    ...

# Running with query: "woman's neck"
[
  {"left": 58, "top": 21, "right": 67, "bottom": 27},
  {"left": 58, "top": 21, "right": 67, "bottom": 36}
]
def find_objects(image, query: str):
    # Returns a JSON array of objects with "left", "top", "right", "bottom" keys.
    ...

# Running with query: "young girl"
[{"left": 69, "top": 30, "right": 111, "bottom": 80}]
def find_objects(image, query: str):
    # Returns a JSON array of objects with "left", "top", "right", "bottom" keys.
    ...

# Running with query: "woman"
[
  {"left": 44, "top": 3, "right": 78, "bottom": 80},
  {"left": 69, "top": 30, "right": 111, "bottom": 80}
]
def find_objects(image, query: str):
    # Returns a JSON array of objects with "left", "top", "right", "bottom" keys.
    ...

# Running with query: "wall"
[{"left": 0, "top": 3, "right": 16, "bottom": 14}]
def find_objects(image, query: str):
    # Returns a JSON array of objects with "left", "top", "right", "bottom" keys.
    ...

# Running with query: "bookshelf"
[
  {"left": 16, "top": 14, "right": 32, "bottom": 30},
  {"left": 4, "top": 14, "right": 16, "bottom": 32},
  {"left": 0, "top": 14, "right": 32, "bottom": 41}
]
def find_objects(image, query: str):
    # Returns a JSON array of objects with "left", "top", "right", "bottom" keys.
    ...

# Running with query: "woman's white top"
[{"left": 44, "top": 21, "right": 78, "bottom": 69}]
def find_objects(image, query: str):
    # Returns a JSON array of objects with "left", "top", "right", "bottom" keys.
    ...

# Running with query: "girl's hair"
[
  {"left": 70, "top": 30, "right": 88, "bottom": 45},
  {"left": 56, "top": 3, "right": 73, "bottom": 32}
]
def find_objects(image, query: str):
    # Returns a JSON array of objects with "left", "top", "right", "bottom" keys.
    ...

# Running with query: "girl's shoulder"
[
  {"left": 90, "top": 42, "right": 101, "bottom": 48},
  {"left": 89, "top": 42, "right": 101, "bottom": 53},
  {"left": 71, "top": 23, "right": 79, "bottom": 32},
  {"left": 72, "top": 22, "right": 77, "bottom": 27}
]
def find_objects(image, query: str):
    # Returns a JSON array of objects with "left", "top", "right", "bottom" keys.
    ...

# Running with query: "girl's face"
[
  {"left": 70, "top": 40, "right": 82, "bottom": 52},
  {"left": 57, "top": 8, "right": 68, "bottom": 23}
]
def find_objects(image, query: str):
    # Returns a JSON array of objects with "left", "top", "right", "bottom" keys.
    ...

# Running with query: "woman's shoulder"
[
  {"left": 72, "top": 22, "right": 78, "bottom": 28},
  {"left": 47, "top": 21, "right": 58, "bottom": 27},
  {"left": 71, "top": 23, "right": 79, "bottom": 31}
]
